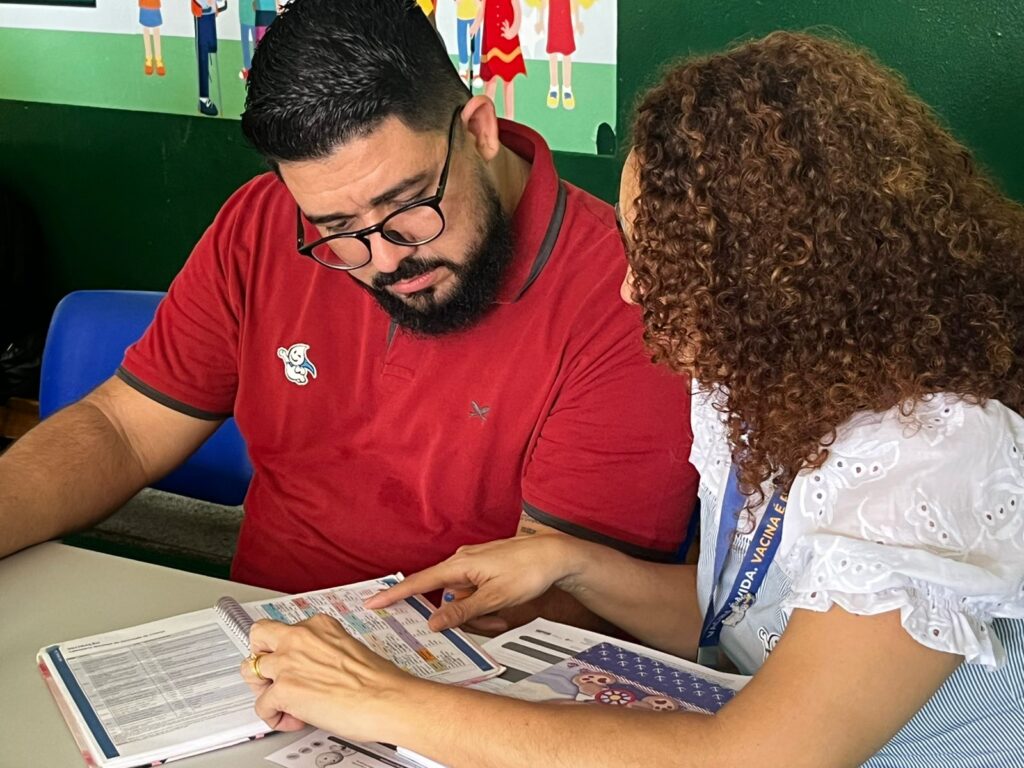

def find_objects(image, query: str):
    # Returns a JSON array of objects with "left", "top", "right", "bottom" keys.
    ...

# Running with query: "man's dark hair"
[{"left": 242, "top": 0, "right": 469, "bottom": 163}]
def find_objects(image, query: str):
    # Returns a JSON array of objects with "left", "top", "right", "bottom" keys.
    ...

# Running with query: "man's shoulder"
[
  {"left": 539, "top": 183, "right": 626, "bottom": 300},
  {"left": 208, "top": 172, "right": 292, "bottom": 238},
  {"left": 184, "top": 172, "right": 294, "bottom": 285},
  {"left": 560, "top": 182, "right": 618, "bottom": 246},
  {"left": 226, "top": 171, "right": 290, "bottom": 209}
]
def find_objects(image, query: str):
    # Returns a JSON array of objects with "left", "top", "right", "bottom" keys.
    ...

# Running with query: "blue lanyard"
[{"left": 699, "top": 465, "right": 789, "bottom": 650}]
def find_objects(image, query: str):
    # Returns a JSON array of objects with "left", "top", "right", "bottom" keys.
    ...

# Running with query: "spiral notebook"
[{"left": 37, "top": 575, "right": 502, "bottom": 768}]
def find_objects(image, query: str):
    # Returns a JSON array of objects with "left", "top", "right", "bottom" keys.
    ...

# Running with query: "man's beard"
[{"left": 367, "top": 184, "right": 514, "bottom": 336}]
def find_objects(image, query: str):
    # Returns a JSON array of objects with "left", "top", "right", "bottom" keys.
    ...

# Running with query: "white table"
[{"left": 0, "top": 542, "right": 309, "bottom": 767}]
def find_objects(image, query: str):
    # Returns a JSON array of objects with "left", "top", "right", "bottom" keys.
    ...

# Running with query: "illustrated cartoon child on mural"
[
  {"left": 239, "top": 0, "right": 257, "bottom": 80},
  {"left": 255, "top": 0, "right": 282, "bottom": 43},
  {"left": 529, "top": 0, "right": 595, "bottom": 110},
  {"left": 455, "top": 0, "right": 484, "bottom": 89},
  {"left": 138, "top": 0, "right": 165, "bottom": 77},
  {"left": 474, "top": 0, "right": 526, "bottom": 119},
  {"left": 191, "top": 0, "right": 221, "bottom": 116}
]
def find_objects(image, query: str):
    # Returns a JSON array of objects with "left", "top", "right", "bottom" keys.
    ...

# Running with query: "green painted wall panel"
[
  {"left": 0, "top": 101, "right": 264, "bottom": 293},
  {"left": 0, "top": 0, "right": 1020, "bottom": 299},
  {"left": 618, "top": 0, "right": 1024, "bottom": 203},
  {"left": 0, "top": 99, "right": 620, "bottom": 294}
]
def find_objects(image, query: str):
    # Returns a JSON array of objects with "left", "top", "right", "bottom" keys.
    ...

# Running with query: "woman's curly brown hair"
[{"left": 628, "top": 31, "right": 1024, "bottom": 497}]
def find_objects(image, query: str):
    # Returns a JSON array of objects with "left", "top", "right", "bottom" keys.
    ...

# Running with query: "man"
[{"left": 0, "top": 0, "right": 696, "bottom": 626}]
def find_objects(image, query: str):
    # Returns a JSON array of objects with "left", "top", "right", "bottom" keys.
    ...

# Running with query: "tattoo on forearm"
[{"left": 518, "top": 509, "right": 541, "bottom": 536}]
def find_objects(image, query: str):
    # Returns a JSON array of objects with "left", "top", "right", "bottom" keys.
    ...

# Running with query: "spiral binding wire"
[{"left": 216, "top": 596, "right": 254, "bottom": 652}]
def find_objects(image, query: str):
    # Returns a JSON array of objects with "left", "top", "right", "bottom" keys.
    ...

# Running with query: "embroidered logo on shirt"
[
  {"left": 469, "top": 401, "right": 491, "bottom": 422},
  {"left": 277, "top": 343, "right": 318, "bottom": 386}
]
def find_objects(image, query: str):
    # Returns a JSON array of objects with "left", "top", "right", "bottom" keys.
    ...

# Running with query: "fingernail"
[{"left": 442, "top": 591, "right": 456, "bottom": 603}]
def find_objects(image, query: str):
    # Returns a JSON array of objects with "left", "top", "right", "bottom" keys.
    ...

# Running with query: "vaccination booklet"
[
  {"left": 274, "top": 618, "right": 749, "bottom": 768},
  {"left": 36, "top": 575, "right": 503, "bottom": 768}
]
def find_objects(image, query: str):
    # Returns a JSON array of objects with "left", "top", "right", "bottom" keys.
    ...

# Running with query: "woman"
[{"left": 240, "top": 32, "right": 1024, "bottom": 767}]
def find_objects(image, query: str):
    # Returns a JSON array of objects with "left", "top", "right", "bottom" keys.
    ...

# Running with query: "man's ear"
[{"left": 461, "top": 95, "right": 502, "bottom": 163}]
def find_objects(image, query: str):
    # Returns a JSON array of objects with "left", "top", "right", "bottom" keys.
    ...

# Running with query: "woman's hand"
[
  {"left": 239, "top": 615, "right": 419, "bottom": 743},
  {"left": 364, "top": 535, "right": 586, "bottom": 630}
]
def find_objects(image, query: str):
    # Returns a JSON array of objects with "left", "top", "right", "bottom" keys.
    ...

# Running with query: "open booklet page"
[
  {"left": 39, "top": 607, "right": 268, "bottom": 768},
  {"left": 38, "top": 575, "right": 501, "bottom": 768},
  {"left": 238, "top": 576, "right": 501, "bottom": 686}
]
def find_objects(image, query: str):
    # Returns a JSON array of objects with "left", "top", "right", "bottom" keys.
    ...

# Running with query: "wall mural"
[
  {"left": 0, "top": 0, "right": 617, "bottom": 154},
  {"left": 0, "top": 0, "right": 95, "bottom": 6}
]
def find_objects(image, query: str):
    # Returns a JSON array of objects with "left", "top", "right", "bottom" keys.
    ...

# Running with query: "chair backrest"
[{"left": 39, "top": 290, "right": 252, "bottom": 506}]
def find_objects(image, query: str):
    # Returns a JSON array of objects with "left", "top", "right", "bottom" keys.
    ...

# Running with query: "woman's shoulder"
[
  {"left": 790, "top": 393, "right": 1024, "bottom": 556},
  {"left": 781, "top": 395, "right": 1024, "bottom": 668},
  {"left": 804, "top": 394, "right": 1021, "bottom": 500},
  {"left": 836, "top": 393, "right": 1024, "bottom": 456}
]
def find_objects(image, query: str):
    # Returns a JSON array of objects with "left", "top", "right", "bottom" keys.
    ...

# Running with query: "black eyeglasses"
[{"left": 296, "top": 106, "right": 463, "bottom": 271}]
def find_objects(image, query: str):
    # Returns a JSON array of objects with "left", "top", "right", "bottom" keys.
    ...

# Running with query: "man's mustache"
[{"left": 372, "top": 256, "right": 459, "bottom": 290}]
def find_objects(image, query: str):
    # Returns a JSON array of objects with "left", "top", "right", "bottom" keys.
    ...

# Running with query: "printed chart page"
[
  {"left": 40, "top": 609, "right": 267, "bottom": 767},
  {"left": 241, "top": 576, "right": 501, "bottom": 685}
]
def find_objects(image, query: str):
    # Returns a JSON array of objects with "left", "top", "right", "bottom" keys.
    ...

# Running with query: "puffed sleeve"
[{"left": 779, "top": 395, "right": 1024, "bottom": 668}]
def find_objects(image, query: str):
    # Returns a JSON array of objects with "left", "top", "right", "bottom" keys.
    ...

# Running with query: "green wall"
[
  {"left": 0, "top": 0, "right": 1021, "bottom": 299},
  {"left": 618, "top": 0, "right": 1024, "bottom": 202}
]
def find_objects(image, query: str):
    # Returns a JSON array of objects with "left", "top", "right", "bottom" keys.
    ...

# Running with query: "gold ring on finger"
[{"left": 251, "top": 653, "right": 268, "bottom": 682}]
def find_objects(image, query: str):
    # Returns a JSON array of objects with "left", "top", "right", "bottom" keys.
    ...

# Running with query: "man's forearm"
[{"left": 0, "top": 399, "right": 149, "bottom": 558}]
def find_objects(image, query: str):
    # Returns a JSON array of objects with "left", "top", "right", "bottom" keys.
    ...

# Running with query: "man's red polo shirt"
[{"left": 120, "top": 120, "right": 698, "bottom": 593}]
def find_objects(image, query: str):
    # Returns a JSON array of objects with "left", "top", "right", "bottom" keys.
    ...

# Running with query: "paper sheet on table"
[
  {"left": 265, "top": 731, "right": 422, "bottom": 768},
  {"left": 470, "top": 617, "right": 748, "bottom": 692}
]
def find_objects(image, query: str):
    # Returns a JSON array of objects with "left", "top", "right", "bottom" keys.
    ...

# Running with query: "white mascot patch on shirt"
[{"left": 277, "top": 343, "right": 318, "bottom": 386}]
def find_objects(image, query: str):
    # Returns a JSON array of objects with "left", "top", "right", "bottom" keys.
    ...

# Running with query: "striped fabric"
[{"left": 865, "top": 618, "right": 1024, "bottom": 767}]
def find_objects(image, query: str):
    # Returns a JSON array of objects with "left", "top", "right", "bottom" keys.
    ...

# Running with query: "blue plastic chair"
[{"left": 39, "top": 290, "right": 252, "bottom": 506}]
